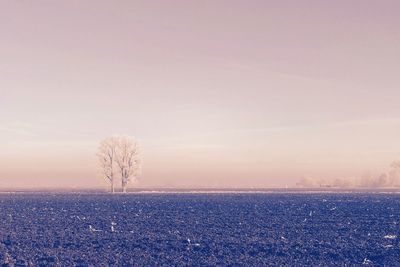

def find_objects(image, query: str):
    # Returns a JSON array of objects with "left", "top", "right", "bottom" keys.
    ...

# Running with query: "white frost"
[
  {"left": 362, "top": 258, "right": 372, "bottom": 265},
  {"left": 111, "top": 221, "right": 117, "bottom": 232},
  {"left": 89, "top": 225, "right": 102, "bottom": 232}
]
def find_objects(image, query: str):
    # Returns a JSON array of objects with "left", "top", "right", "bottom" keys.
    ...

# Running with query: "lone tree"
[
  {"left": 97, "top": 135, "right": 141, "bottom": 193},
  {"left": 115, "top": 135, "right": 141, "bottom": 193},
  {"left": 97, "top": 136, "right": 118, "bottom": 193}
]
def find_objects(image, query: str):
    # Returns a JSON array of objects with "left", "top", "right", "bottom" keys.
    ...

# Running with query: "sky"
[{"left": 1, "top": 1, "right": 400, "bottom": 189}]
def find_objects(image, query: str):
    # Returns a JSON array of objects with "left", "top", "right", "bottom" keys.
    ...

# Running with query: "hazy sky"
[{"left": 1, "top": 1, "right": 400, "bottom": 188}]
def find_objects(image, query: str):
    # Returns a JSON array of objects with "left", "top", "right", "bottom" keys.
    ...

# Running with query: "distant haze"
[{"left": 1, "top": 1, "right": 400, "bottom": 189}]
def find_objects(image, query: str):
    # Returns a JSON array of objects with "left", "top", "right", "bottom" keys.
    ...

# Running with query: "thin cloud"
[{"left": 1, "top": 121, "right": 36, "bottom": 137}]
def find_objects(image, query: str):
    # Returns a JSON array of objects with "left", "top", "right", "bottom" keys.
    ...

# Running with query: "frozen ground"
[{"left": 0, "top": 193, "right": 399, "bottom": 266}]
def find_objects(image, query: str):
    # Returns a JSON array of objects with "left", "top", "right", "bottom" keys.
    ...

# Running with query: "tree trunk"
[
  {"left": 111, "top": 182, "right": 115, "bottom": 194},
  {"left": 122, "top": 180, "right": 127, "bottom": 193}
]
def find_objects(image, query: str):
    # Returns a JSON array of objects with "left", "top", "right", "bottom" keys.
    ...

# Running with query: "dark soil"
[{"left": 0, "top": 193, "right": 399, "bottom": 266}]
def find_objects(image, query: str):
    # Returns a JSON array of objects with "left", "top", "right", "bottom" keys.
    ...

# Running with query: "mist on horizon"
[{"left": 1, "top": 1, "right": 400, "bottom": 189}]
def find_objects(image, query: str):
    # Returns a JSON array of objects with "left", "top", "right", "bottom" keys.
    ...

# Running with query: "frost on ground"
[
  {"left": 383, "top": 234, "right": 397, "bottom": 239},
  {"left": 0, "top": 193, "right": 399, "bottom": 266}
]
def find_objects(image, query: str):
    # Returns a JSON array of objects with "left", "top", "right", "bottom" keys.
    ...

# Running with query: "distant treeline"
[{"left": 297, "top": 160, "right": 400, "bottom": 188}]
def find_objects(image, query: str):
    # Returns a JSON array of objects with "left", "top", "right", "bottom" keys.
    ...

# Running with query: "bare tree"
[
  {"left": 115, "top": 135, "right": 141, "bottom": 193},
  {"left": 97, "top": 137, "right": 118, "bottom": 193}
]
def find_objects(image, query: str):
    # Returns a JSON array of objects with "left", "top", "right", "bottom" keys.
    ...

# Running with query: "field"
[{"left": 0, "top": 193, "right": 399, "bottom": 266}]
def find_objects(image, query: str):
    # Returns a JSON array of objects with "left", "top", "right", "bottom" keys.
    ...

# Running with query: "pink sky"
[{"left": 1, "top": 1, "right": 400, "bottom": 188}]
